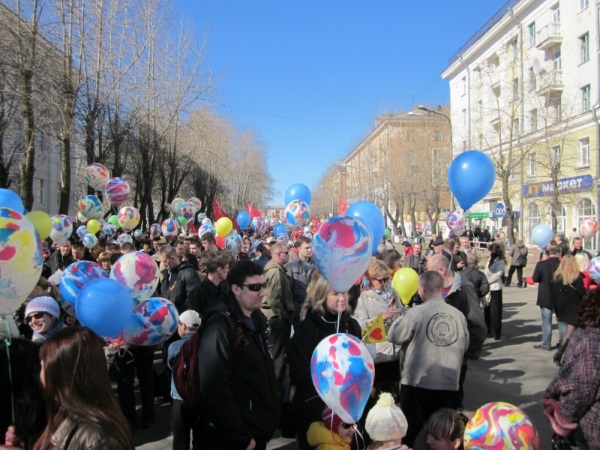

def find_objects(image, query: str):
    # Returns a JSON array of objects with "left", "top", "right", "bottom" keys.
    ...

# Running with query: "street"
[{"left": 134, "top": 274, "right": 557, "bottom": 449}]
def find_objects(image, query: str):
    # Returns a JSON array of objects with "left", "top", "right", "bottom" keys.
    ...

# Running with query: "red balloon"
[
  {"left": 215, "top": 235, "right": 226, "bottom": 249},
  {"left": 526, "top": 277, "right": 535, "bottom": 286}
]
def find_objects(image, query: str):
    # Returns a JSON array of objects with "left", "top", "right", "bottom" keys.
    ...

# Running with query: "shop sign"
[{"left": 522, "top": 175, "right": 593, "bottom": 198}]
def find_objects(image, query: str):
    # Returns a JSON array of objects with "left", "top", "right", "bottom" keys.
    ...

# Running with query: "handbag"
[
  {"left": 551, "top": 432, "right": 574, "bottom": 450},
  {"left": 480, "top": 292, "right": 491, "bottom": 309}
]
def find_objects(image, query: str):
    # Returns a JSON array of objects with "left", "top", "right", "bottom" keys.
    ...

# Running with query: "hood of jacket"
[{"left": 447, "top": 272, "right": 465, "bottom": 296}]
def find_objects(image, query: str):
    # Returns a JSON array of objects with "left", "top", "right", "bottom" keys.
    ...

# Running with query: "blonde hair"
[
  {"left": 308, "top": 272, "right": 349, "bottom": 316},
  {"left": 367, "top": 260, "right": 390, "bottom": 280},
  {"left": 553, "top": 255, "right": 581, "bottom": 285},
  {"left": 466, "top": 253, "right": 480, "bottom": 268},
  {"left": 575, "top": 253, "right": 590, "bottom": 272}
]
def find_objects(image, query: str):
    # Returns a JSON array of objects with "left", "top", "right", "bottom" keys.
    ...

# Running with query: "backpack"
[
  {"left": 172, "top": 311, "right": 243, "bottom": 411},
  {"left": 478, "top": 270, "right": 490, "bottom": 298}
]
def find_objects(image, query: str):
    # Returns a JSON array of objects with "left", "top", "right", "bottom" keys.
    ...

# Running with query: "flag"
[
  {"left": 361, "top": 313, "right": 387, "bottom": 344},
  {"left": 247, "top": 202, "right": 262, "bottom": 218},
  {"left": 212, "top": 195, "right": 227, "bottom": 221},
  {"left": 338, "top": 196, "right": 348, "bottom": 215}
]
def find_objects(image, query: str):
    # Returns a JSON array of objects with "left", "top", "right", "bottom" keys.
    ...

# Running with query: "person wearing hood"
[
  {"left": 307, "top": 406, "right": 355, "bottom": 450},
  {"left": 158, "top": 245, "right": 201, "bottom": 313},
  {"left": 505, "top": 238, "right": 528, "bottom": 288},
  {"left": 426, "top": 254, "right": 487, "bottom": 409},
  {"left": 24, "top": 296, "right": 65, "bottom": 342}
]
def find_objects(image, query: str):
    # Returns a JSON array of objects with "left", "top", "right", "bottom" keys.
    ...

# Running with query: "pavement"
[{"left": 134, "top": 267, "right": 559, "bottom": 449}]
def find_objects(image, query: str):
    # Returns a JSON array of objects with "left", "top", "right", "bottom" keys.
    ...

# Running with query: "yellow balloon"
[
  {"left": 87, "top": 219, "right": 101, "bottom": 235},
  {"left": 25, "top": 211, "right": 52, "bottom": 240},
  {"left": 215, "top": 217, "right": 233, "bottom": 237},
  {"left": 392, "top": 267, "right": 419, "bottom": 306}
]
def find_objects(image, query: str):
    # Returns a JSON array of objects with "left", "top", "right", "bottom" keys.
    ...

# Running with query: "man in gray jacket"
[
  {"left": 263, "top": 242, "right": 295, "bottom": 381},
  {"left": 388, "top": 270, "right": 469, "bottom": 446}
]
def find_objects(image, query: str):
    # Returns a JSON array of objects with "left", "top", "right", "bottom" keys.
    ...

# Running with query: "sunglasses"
[
  {"left": 373, "top": 277, "right": 390, "bottom": 284},
  {"left": 341, "top": 423, "right": 354, "bottom": 430},
  {"left": 26, "top": 312, "right": 46, "bottom": 323},
  {"left": 242, "top": 283, "right": 267, "bottom": 292},
  {"left": 278, "top": 251, "right": 289, "bottom": 255}
]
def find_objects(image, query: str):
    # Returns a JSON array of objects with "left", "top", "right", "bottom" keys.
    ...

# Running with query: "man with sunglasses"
[
  {"left": 262, "top": 242, "right": 295, "bottom": 382},
  {"left": 197, "top": 260, "right": 279, "bottom": 450}
]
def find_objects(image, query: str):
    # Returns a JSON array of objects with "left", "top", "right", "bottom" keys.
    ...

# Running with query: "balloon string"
[
  {"left": 336, "top": 293, "right": 342, "bottom": 334},
  {"left": 4, "top": 320, "right": 16, "bottom": 425}
]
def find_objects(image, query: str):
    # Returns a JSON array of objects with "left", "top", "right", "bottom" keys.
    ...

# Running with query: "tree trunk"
[{"left": 19, "top": 69, "right": 35, "bottom": 210}]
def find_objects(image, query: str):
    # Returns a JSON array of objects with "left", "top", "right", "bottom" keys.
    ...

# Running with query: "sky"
[{"left": 174, "top": 1, "right": 507, "bottom": 206}]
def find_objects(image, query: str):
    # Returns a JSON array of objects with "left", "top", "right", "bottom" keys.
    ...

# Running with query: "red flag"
[
  {"left": 247, "top": 202, "right": 262, "bottom": 218},
  {"left": 338, "top": 196, "right": 348, "bottom": 215},
  {"left": 212, "top": 195, "right": 227, "bottom": 221}
]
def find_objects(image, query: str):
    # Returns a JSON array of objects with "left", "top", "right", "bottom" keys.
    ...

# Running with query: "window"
[
  {"left": 551, "top": 145, "right": 561, "bottom": 168},
  {"left": 552, "top": 5, "right": 560, "bottom": 23},
  {"left": 580, "top": 0, "right": 589, "bottom": 11},
  {"left": 581, "top": 33, "right": 590, "bottom": 63},
  {"left": 579, "top": 137, "right": 590, "bottom": 166},
  {"left": 549, "top": 96, "right": 562, "bottom": 123},
  {"left": 577, "top": 198, "right": 597, "bottom": 250},
  {"left": 582, "top": 84, "right": 591, "bottom": 112},
  {"left": 512, "top": 118, "right": 520, "bottom": 136},
  {"left": 528, "top": 22, "right": 536, "bottom": 47},
  {"left": 433, "top": 131, "right": 441, "bottom": 143},
  {"left": 478, "top": 100, "right": 483, "bottom": 119},
  {"left": 528, "top": 153, "right": 536, "bottom": 176},
  {"left": 527, "top": 202, "right": 541, "bottom": 241},
  {"left": 462, "top": 140, "right": 467, "bottom": 151},
  {"left": 553, "top": 47, "right": 562, "bottom": 70},
  {"left": 462, "top": 77, "right": 466, "bottom": 96},
  {"left": 462, "top": 109, "right": 467, "bottom": 126},
  {"left": 530, "top": 109, "right": 538, "bottom": 132},
  {"left": 513, "top": 78, "right": 519, "bottom": 100},
  {"left": 36, "top": 178, "right": 44, "bottom": 205},
  {"left": 479, "top": 134, "right": 483, "bottom": 150},
  {"left": 509, "top": 157, "right": 517, "bottom": 181},
  {"left": 529, "top": 67, "right": 536, "bottom": 91}
]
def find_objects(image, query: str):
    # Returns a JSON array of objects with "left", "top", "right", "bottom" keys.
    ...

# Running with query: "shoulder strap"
[{"left": 217, "top": 311, "right": 243, "bottom": 349}]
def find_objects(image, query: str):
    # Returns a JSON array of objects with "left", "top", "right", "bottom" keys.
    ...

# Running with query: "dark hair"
[
  {"left": 227, "top": 260, "right": 264, "bottom": 288},
  {"left": 106, "top": 243, "right": 121, "bottom": 252},
  {"left": 34, "top": 327, "right": 133, "bottom": 450},
  {"left": 295, "top": 235, "right": 311, "bottom": 247},
  {"left": 189, "top": 236, "right": 201, "bottom": 246},
  {"left": 204, "top": 251, "right": 229, "bottom": 274},
  {"left": 425, "top": 408, "right": 465, "bottom": 442},
  {"left": 186, "top": 253, "right": 200, "bottom": 271},
  {"left": 577, "top": 287, "right": 600, "bottom": 329},
  {"left": 0, "top": 339, "right": 45, "bottom": 450},
  {"left": 381, "top": 249, "right": 402, "bottom": 270},
  {"left": 71, "top": 241, "right": 85, "bottom": 250},
  {"left": 488, "top": 242, "right": 507, "bottom": 263},
  {"left": 120, "top": 242, "right": 135, "bottom": 252},
  {"left": 201, "top": 233, "right": 216, "bottom": 244}
]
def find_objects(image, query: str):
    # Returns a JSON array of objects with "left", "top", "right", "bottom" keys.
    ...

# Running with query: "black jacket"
[
  {"left": 285, "top": 258, "right": 315, "bottom": 314},
  {"left": 532, "top": 257, "right": 561, "bottom": 309},
  {"left": 186, "top": 276, "right": 225, "bottom": 318},
  {"left": 287, "top": 309, "right": 361, "bottom": 435},
  {"left": 159, "top": 261, "right": 200, "bottom": 313},
  {"left": 198, "top": 292, "right": 280, "bottom": 449},
  {"left": 460, "top": 267, "right": 489, "bottom": 298},
  {"left": 48, "top": 251, "right": 74, "bottom": 275}
]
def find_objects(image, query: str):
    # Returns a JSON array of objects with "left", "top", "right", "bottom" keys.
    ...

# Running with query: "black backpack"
[{"left": 172, "top": 311, "right": 243, "bottom": 411}]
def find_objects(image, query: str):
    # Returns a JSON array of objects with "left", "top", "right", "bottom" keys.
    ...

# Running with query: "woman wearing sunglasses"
[
  {"left": 24, "top": 297, "right": 65, "bottom": 342},
  {"left": 287, "top": 271, "right": 362, "bottom": 450},
  {"left": 355, "top": 260, "right": 404, "bottom": 397}
]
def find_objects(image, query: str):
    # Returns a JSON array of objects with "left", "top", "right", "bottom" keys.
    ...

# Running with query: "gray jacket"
[{"left": 509, "top": 243, "right": 528, "bottom": 267}]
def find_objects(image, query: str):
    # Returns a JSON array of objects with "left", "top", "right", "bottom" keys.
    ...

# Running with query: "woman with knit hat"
[
  {"left": 307, "top": 406, "right": 355, "bottom": 450},
  {"left": 24, "top": 296, "right": 65, "bottom": 341},
  {"left": 365, "top": 392, "right": 411, "bottom": 450}
]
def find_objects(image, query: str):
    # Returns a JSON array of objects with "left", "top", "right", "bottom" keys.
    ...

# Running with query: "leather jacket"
[{"left": 43, "top": 417, "right": 131, "bottom": 449}]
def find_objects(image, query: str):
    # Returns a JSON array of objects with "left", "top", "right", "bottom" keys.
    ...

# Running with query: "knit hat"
[
  {"left": 179, "top": 310, "right": 201, "bottom": 328},
  {"left": 322, "top": 406, "right": 346, "bottom": 430},
  {"left": 365, "top": 393, "right": 408, "bottom": 441},
  {"left": 25, "top": 296, "right": 60, "bottom": 319}
]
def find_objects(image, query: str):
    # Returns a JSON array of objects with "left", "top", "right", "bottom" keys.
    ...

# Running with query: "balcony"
[
  {"left": 536, "top": 70, "right": 563, "bottom": 96},
  {"left": 536, "top": 22, "right": 562, "bottom": 50}
]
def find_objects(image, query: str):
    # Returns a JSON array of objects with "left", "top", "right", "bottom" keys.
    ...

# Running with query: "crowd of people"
[{"left": 1, "top": 221, "right": 600, "bottom": 449}]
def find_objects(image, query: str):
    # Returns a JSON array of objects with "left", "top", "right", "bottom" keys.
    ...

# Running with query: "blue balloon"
[
  {"left": 448, "top": 150, "right": 496, "bottom": 210},
  {"left": 285, "top": 183, "right": 312, "bottom": 205},
  {"left": 0, "top": 189, "right": 24, "bottom": 214},
  {"left": 274, "top": 223, "right": 287, "bottom": 237},
  {"left": 532, "top": 224, "right": 553, "bottom": 248},
  {"left": 237, "top": 211, "right": 251, "bottom": 230},
  {"left": 76, "top": 278, "right": 133, "bottom": 338},
  {"left": 345, "top": 201, "right": 383, "bottom": 255}
]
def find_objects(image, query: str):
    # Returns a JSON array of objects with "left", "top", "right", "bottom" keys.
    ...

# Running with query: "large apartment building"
[{"left": 442, "top": 0, "right": 599, "bottom": 249}]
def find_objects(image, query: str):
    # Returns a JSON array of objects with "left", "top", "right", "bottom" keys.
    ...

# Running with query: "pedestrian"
[
  {"left": 33, "top": 327, "right": 134, "bottom": 449},
  {"left": 505, "top": 238, "right": 528, "bottom": 288},
  {"left": 158, "top": 245, "right": 201, "bottom": 313},
  {"left": 285, "top": 235, "right": 315, "bottom": 321},
  {"left": 532, "top": 245, "right": 562, "bottom": 351},
  {"left": 404, "top": 243, "right": 427, "bottom": 275},
  {"left": 24, "top": 296, "right": 65, "bottom": 342},
  {"left": 287, "top": 272, "right": 361, "bottom": 450},
  {"left": 484, "top": 242, "right": 506, "bottom": 340},
  {"left": 197, "top": 260, "right": 279, "bottom": 450},
  {"left": 167, "top": 310, "right": 202, "bottom": 450}
]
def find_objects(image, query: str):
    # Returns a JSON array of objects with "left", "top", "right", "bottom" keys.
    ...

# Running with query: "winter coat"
[
  {"left": 40, "top": 417, "right": 131, "bottom": 450},
  {"left": 532, "top": 257, "right": 561, "bottom": 309},
  {"left": 403, "top": 253, "right": 428, "bottom": 275},
  {"left": 485, "top": 257, "right": 505, "bottom": 291},
  {"left": 288, "top": 309, "right": 361, "bottom": 438},
  {"left": 460, "top": 267, "right": 489, "bottom": 299},
  {"left": 159, "top": 261, "right": 201, "bottom": 313},
  {"left": 542, "top": 327, "right": 600, "bottom": 447},
  {"left": 306, "top": 421, "right": 351, "bottom": 450},
  {"left": 48, "top": 252, "right": 73, "bottom": 275},
  {"left": 444, "top": 273, "right": 487, "bottom": 360},
  {"left": 186, "top": 276, "right": 226, "bottom": 318},
  {"left": 509, "top": 243, "right": 528, "bottom": 267},
  {"left": 354, "top": 288, "right": 402, "bottom": 363},
  {"left": 263, "top": 259, "right": 296, "bottom": 322},
  {"left": 198, "top": 292, "right": 280, "bottom": 449},
  {"left": 285, "top": 258, "right": 315, "bottom": 315},
  {"left": 550, "top": 274, "right": 586, "bottom": 326}
]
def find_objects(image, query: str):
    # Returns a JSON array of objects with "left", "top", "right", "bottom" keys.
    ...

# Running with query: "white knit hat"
[
  {"left": 365, "top": 392, "right": 408, "bottom": 442},
  {"left": 25, "top": 296, "right": 60, "bottom": 319}
]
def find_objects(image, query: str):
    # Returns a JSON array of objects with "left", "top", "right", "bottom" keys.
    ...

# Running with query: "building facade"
[{"left": 443, "top": 0, "right": 599, "bottom": 249}]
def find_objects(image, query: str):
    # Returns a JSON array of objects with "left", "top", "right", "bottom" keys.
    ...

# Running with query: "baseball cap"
[{"left": 179, "top": 310, "right": 201, "bottom": 328}]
